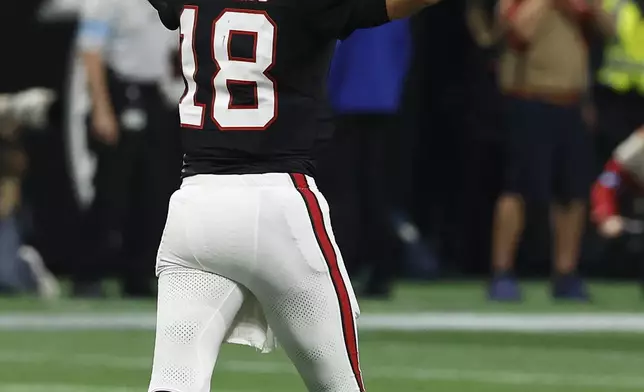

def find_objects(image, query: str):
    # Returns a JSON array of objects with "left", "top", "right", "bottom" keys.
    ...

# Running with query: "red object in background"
[
  {"left": 591, "top": 160, "right": 644, "bottom": 224},
  {"left": 591, "top": 160, "right": 622, "bottom": 224}
]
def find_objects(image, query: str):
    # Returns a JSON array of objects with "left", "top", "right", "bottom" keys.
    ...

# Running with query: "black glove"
[{"left": 148, "top": 0, "right": 181, "bottom": 30}]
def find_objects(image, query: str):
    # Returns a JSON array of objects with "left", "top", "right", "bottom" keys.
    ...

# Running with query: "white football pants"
[{"left": 148, "top": 173, "right": 365, "bottom": 392}]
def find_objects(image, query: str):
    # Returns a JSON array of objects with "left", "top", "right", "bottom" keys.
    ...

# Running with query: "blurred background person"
[
  {"left": 595, "top": 0, "right": 644, "bottom": 170},
  {"left": 72, "top": 0, "right": 179, "bottom": 298},
  {"left": 592, "top": 126, "right": 644, "bottom": 239},
  {"left": 396, "top": 0, "right": 468, "bottom": 278},
  {"left": 591, "top": 125, "right": 644, "bottom": 283},
  {"left": 489, "top": 0, "right": 614, "bottom": 302},
  {"left": 461, "top": 0, "right": 504, "bottom": 275},
  {"left": 583, "top": 0, "right": 644, "bottom": 279},
  {"left": 0, "top": 88, "right": 59, "bottom": 298},
  {"left": 317, "top": 20, "right": 411, "bottom": 299}
]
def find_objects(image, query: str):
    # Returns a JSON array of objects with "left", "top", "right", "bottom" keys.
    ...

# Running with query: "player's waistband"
[{"left": 180, "top": 173, "right": 318, "bottom": 190}]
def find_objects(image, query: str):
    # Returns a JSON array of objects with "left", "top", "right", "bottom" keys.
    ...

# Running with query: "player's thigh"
[
  {"left": 501, "top": 97, "right": 556, "bottom": 203},
  {"left": 149, "top": 265, "right": 245, "bottom": 392},
  {"left": 260, "top": 273, "right": 363, "bottom": 392},
  {"left": 555, "top": 107, "right": 592, "bottom": 203},
  {"left": 156, "top": 181, "right": 259, "bottom": 280},
  {"left": 155, "top": 188, "right": 198, "bottom": 275},
  {"left": 253, "top": 177, "right": 364, "bottom": 392}
]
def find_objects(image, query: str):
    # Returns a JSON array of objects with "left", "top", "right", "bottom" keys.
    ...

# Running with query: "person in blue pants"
[{"left": 0, "top": 89, "right": 59, "bottom": 298}]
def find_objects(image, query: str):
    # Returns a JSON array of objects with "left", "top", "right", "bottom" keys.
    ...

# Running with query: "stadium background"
[
  {"left": 2, "top": 0, "right": 641, "bottom": 279},
  {"left": 1, "top": 1, "right": 644, "bottom": 391}
]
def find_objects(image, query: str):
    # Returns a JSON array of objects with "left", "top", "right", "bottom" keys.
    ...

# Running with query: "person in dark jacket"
[{"left": 317, "top": 20, "right": 411, "bottom": 298}]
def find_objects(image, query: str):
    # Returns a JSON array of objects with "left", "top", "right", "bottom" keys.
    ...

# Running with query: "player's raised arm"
[
  {"left": 147, "top": 0, "right": 182, "bottom": 30},
  {"left": 386, "top": 0, "right": 442, "bottom": 20},
  {"left": 311, "top": 0, "right": 442, "bottom": 40}
]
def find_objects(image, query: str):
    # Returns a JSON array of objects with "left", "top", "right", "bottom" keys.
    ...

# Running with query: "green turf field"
[{"left": 1, "top": 282, "right": 644, "bottom": 391}]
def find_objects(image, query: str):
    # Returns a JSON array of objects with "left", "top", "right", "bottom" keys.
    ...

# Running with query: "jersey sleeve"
[
  {"left": 307, "top": 0, "right": 390, "bottom": 40},
  {"left": 76, "top": 0, "right": 116, "bottom": 52}
]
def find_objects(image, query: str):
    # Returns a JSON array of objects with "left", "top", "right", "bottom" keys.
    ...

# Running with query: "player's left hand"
[{"left": 148, "top": 0, "right": 181, "bottom": 30}]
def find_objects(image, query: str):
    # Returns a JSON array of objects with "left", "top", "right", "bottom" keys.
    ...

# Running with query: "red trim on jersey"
[
  {"left": 289, "top": 173, "right": 365, "bottom": 392},
  {"left": 226, "top": 80, "right": 259, "bottom": 110},
  {"left": 227, "top": 30, "right": 258, "bottom": 63}
]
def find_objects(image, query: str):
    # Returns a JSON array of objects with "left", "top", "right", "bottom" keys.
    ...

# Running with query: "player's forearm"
[
  {"left": 386, "top": 0, "right": 441, "bottom": 20},
  {"left": 81, "top": 51, "right": 114, "bottom": 115}
]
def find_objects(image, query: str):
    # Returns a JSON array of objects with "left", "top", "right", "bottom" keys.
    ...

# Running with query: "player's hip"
[
  {"left": 157, "top": 172, "right": 359, "bottom": 315},
  {"left": 157, "top": 173, "right": 329, "bottom": 277},
  {"left": 179, "top": 172, "right": 320, "bottom": 190},
  {"left": 180, "top": 153, "right": 316, "bottom": 178}
]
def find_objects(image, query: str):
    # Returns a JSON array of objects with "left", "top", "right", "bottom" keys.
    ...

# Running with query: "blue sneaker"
[
  {"left": 487, "top": 273, "right": 522, "bottom": 302},
  {"left": 552, "top": 274, "right": 591, "bottom": 302}
]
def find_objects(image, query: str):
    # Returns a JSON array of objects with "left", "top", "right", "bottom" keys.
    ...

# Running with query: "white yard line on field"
[
  {"left": 220, "top": 359, "right": 644, "bottom": 389},
  {"left": 0, "top": 385, "right": 246, "bottom": 392},
  {"left": 2, "top": 312, "right": 644, "bottom": 332},
  {"left": 0, "top": 351, "right": 643, "bottom": 390},
  {"left": 0, "top": 384, "right": 128, "bottom": 392}
]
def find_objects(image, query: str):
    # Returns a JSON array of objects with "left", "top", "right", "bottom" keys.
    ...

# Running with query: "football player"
[{"left": 146, "top": 0, "right": 442, "bottom": 391}]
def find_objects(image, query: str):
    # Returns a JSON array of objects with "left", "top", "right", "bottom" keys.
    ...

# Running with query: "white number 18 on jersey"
[{"left": 179, "top": 6, "right": 277, "bottom": 131}]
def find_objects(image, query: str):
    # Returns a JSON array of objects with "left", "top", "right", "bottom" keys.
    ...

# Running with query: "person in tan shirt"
[{"left": 489, "top": 0, "right": 614, "bottom": 301}]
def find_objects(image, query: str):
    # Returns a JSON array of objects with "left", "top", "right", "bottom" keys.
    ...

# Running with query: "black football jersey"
[{"left": 177, "top": 0, "right": 389, "bottom": 177}]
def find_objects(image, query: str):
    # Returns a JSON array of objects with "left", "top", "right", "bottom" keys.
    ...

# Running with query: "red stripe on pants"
[{"left": 290, "top": 173, "right": 365, "bottom": 392}]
